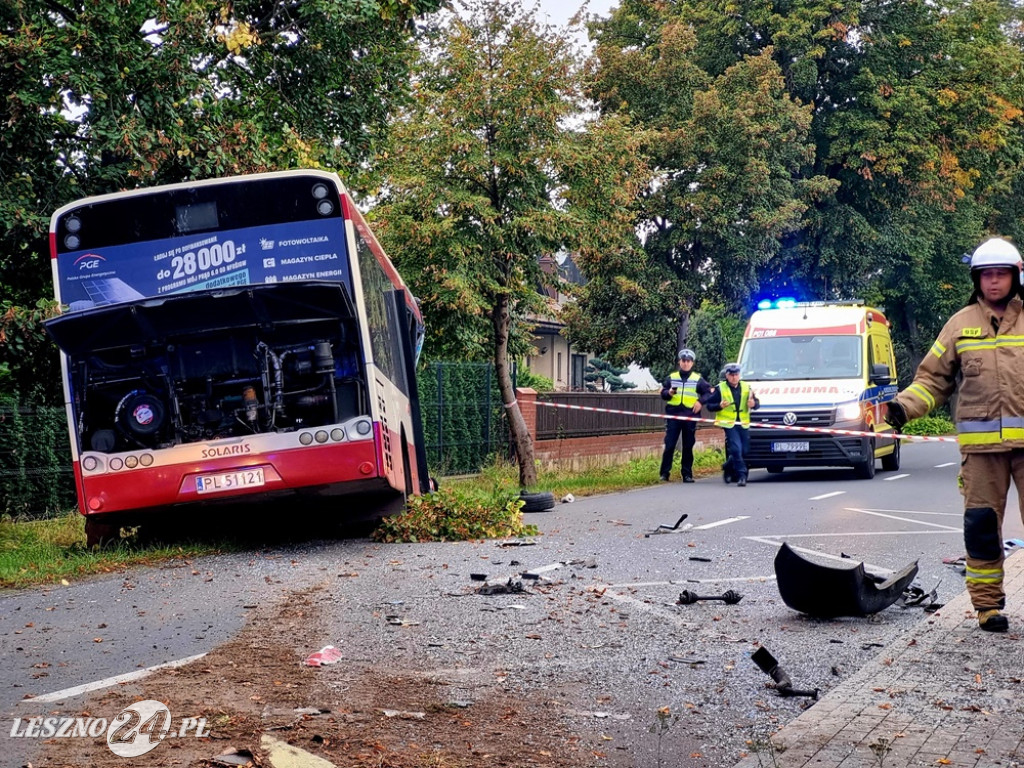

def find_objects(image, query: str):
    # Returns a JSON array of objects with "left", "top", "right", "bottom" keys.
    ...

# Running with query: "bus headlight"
[
  {"left": 838, "top": 402, "right": 863, "bottom": 421},
  {"left": 355, "top": 419, "right": 372, "bottom": 436},
  {"left": 82, "top": 455, "right": 101, "bottom": 472}
]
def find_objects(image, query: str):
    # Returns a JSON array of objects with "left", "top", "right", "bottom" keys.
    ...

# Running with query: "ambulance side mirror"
[{"left": 870, "top": 364, "right": 891, "bottom": 386}]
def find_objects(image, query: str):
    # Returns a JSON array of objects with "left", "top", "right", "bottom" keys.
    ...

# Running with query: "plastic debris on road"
[{"left": 302, "top": 645, "right": 342, "bottom": 667}]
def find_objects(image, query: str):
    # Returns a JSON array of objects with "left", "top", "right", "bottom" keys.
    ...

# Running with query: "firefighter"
[
  {"left": 659, "top": 349, "right": 715, "bottom": 482},
  {"left": 884, "top": 236, "right": 1024, "bottom": 632},
  {"left": 707, "top": 362, "right": 759, "bottom": 486}
]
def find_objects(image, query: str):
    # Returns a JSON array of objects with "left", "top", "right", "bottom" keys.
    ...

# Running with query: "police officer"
[
  {"left": 659, "top": 349, "right": 715, "bottom": 482},
  {"left": 707, "top": 362, "right": 759, "bottom": 486},
  {"left": 885, "top": 237, "right": 1024, "bottom": 632}
]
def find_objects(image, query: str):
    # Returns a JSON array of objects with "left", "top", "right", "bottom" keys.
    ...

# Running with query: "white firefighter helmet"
[{"left": 970, "top": 237, "right": 1022, "bottom": 271}]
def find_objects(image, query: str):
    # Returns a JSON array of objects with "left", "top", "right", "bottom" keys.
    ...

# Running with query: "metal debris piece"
[
  {"left": 897, "top": 580, "right": 940, "bottom": 609},
  {"left": 477, "top": 578, "right": 525, "bottom": 595},
  {"left": 645, "top": 513, "right": 692, "bottom": 537},
  {"left": 751, "top": 646, "right": 819, "bottom": 699},
  {"left": 677, "top": 589, "right": 743, "bottom": 606},
  {"left": 774, "top": 542, "right": 918, "bottom": 617}
]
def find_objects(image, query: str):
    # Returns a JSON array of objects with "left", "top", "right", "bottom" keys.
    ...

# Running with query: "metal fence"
[{"left": 535, "top": 392, "right": 664, "bottom": 439}]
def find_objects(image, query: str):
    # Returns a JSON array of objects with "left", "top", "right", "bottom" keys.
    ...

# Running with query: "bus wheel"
[
  {"left": 85, "top": 519, "right": 120, "bottom": 549},
  {"left": 881, "top": 439, "right": 901, "bottom": 471},
  {"left": 519, "top": 491, "right": 555, "bottom": 513}
]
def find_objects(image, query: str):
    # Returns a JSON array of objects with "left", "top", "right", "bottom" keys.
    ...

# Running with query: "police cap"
[
  {"left": 721, "top": 363, "right": 742, "bottom": 377},
  {"left": 678, "top": 348, "right": 696, "bottom": 361}
]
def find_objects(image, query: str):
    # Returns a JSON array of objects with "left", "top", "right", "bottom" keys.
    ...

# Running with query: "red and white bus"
[{"left": 44, "top": 170, "right": 429, "bottom": 545}]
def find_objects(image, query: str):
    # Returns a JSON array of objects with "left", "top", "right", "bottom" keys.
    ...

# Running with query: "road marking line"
[
  {"left": 810, "top": 491, "right": 845, "bottom": 500},
  {"left": 854, "top": 508, "right": 961, "bottom": 517},
  {"left": 694, "top": 516, "right": 749, "bottom": 530},
  {"left": 605, "top": 576, "right": 774, "bottom": 588},
  {"left": 27, "top": 653, "right": 207, "bottom": 704},
  {"left": 935, "top": 462, "right": 958, "bottom": 468},
  {"left": 847, "top": 507, "right": 962, "bottom": 532},
  {"left": 749, "top": 530, "right": 951, "bottom": 538},
  {"left": 883, "top": 473, "right": 910, "bottom": 481}
]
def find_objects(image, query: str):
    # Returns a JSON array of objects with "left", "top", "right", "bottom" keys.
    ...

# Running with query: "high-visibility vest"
[
  {"left": 667, "top": 371, "right": 701, "bottom": 408},
  {"left": 715, "top": 382, "right": 753, "bottom": 429}
]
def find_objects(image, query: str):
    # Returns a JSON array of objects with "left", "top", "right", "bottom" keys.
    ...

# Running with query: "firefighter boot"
[{"left": 978, "top": 609, "right": 1009, "bottom": 633}]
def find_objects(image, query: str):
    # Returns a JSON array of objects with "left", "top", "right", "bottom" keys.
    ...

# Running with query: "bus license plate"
[
  {"left": 196, "top": 468, "right": 265, "bottom": 494},
  {"left": 772, "top": 441, "right": 809, "bottom": 453}
]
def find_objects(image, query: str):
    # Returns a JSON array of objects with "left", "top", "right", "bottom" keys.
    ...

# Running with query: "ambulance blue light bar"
[{"left": 757, "top": 297, "right": 797, "bottom": 310}]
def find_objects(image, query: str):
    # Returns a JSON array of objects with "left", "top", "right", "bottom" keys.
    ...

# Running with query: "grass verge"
[{"left": 0, "top": 513, "right": 220, "bottom": 590}]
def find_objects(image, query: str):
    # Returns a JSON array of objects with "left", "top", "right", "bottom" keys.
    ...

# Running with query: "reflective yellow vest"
[
  {"left": 667, "top": 371, "right": 701, "bottom": 408},
  {"left": 715, "top": 382, "right": 753, "bottom": 429}
]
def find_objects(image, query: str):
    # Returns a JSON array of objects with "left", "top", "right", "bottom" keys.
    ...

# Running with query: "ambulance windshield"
[{"left": 739, "top": 335, "right": 862, "bottom": 381}]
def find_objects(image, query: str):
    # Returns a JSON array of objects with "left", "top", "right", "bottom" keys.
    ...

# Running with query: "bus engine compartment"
[{"left": 44, "top": 283, "right": 367, "bottom": 453}]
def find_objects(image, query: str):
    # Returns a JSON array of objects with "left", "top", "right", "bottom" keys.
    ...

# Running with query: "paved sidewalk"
[{"left": 734, "top": 552, "right": 1024, "bottom": 768}]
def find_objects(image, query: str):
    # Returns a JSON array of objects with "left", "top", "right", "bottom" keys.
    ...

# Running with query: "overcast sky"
[{"left": 534, "top": 0, "right": 617, "bottom": 38}]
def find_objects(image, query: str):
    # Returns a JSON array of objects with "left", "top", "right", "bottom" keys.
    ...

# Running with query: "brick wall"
[{"left": 517, "top": 388, "right": 724, "bottom": 471}]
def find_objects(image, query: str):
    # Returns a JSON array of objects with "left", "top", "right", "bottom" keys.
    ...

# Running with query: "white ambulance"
[{"left": 735, "top": 300, "right": 900, "bottom": 478}]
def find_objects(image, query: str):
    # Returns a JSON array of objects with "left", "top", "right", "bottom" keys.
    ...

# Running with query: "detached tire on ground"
[{"left": 519, "top": 491, "right": 555, "bottom": 512}]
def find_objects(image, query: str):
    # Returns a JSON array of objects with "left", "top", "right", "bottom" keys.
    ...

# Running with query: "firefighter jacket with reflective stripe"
[
  {"left": 894, "top": 296, "right": 1024, "bottom": 451},
  {"left": 663, "top": 371, "right": 702, "bottom": 409},
  {"left": 713, "top": 381, "right": 756, "bottom": 429}
]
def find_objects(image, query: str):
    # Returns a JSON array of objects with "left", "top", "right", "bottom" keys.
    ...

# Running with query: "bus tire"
[
  {"left": 519, "top": 491, "right": 555, "bottom": 513},
  {"left": 85, "top": 519, "right": 121, "bottom": 549}
]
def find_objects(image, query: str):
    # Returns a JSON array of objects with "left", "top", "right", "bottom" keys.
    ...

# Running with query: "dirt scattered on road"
[{"left": 27, "top": 584, "right": 599, "bottom": 768}]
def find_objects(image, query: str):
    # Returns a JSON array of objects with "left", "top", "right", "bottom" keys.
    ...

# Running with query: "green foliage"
[
  {"left": 0, "top": 299, "right": 63, "bottom": 403},
  {"left": 372, "top": 487, "right": 538, "bottom": 543},
  {"left": 574, "top": 0, "right": 1024, "bottom": 368},
  {"left": 0, "top": 403, "right": 76, "bottom": 518},
  {"left": 514, "top": 367, "right": 554, "bottom": 393},
  {"left": 902, "top": 414, "right": 955, "bottom": 437},
  {"left": 418, "top": 361, "right": 510, "bottom": 475},
  {"left": 0, "top": 0, "right": 442, "bottom": 401},
  {"left": 584, "top": 357, "right": 637, "bottom": 392}
]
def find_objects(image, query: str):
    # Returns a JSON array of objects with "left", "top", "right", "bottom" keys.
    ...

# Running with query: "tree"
[
  {"left": 372, "top": 0, "right": 647, "bottom": 488},
  {"left": 573, "top": 0, "right": 1024, "bottom": 371},
  {"left": 584, "top": 358, "right": 636, "bottom": 392},
  {"left": 0, "top": 0, "right": 442, "bottom": 401}
]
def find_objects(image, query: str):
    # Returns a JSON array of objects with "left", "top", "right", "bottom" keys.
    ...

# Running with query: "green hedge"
[
  {"left": 0, "top": 402, "right": 76, "bottom": 518},
  {"left": 418, "top": 361, "right": 510, "bottom": 476}
]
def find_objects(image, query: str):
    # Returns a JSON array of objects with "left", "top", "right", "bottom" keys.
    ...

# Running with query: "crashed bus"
[{"left": 44, "top": 170, "right": 429, "bottom": 545}]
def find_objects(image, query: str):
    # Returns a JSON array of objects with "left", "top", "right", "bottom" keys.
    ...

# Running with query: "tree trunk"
[
  {"left": 492, "top": 294, "right": 538, "bottom": 489},
  {"left": 676, "top": 310, "right": 690, "bottom": 355}
]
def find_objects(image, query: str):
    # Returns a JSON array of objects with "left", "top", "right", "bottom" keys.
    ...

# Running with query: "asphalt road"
[{"left": 3, "top": 438, "right": 1022, "bottom": 766}]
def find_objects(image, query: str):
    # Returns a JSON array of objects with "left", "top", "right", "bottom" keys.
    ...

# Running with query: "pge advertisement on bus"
[{"left": 54, "top": 219, "right": 350, "bottom": 311}]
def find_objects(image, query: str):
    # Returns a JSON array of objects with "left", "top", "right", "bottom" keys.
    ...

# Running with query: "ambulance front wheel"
[
  {"left": 854, "top": 438, "right": 877, "bottom": 479},
  {"left": 880, "top": 438, "right": 901, "bottom": 471}
]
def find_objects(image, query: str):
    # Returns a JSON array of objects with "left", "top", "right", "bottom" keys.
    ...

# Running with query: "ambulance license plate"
[
  {"left": 772, "top": 441, "right": 809, "bottom": 453},
  {"left": 196, "top": 468, "right": 265, "bottom": 494}
]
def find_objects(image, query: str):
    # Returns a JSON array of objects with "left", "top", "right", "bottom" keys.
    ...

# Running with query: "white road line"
[
  {"left": 883, "top": 473, "right": 910, "bottom": 481},
  {"left": 693, "top": 516, "right": 749, "bottom": 530},
  {"left": 846, "top": 507, "right": 962, "bottom": 532},
  {"left": 810, "top": 491, "right": 845, "bottom": 500},
  {"left": 27, "top": 653, "right": 207, "bottom": 704},
  {"left": 605, "top": 576, "right": 775, "bottom": 589},
  {"left": 935, "top": 462, "right": 958, "bottom": 468},
  {"left": 854, "top": 508, "right": 961, "bottom": 517},
  {"left": 750, "top": 530, "right": 951, "bottom": 539}
]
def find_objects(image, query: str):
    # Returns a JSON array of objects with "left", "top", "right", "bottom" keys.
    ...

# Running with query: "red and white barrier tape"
[{"left": 532, "top": 400, "right": 958, "bottom": 444}]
